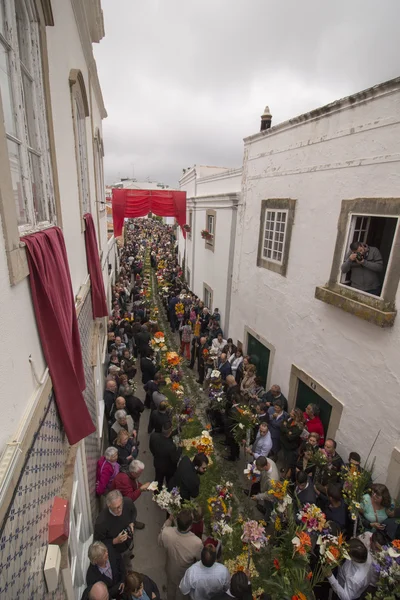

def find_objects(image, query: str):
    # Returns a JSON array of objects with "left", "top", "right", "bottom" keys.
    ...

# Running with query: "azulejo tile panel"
[
  {"left": 78, "top": 293, "right": 100, "bottom": 524},
  {"left": 0, "top": 394, "right": 69, "bottom": 600}
]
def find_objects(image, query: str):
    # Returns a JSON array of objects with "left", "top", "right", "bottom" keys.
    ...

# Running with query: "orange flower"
[
  {"left": 292, "top": 594, "right": 306, "bottom": 600},
  {"left": 393, "top": 539, "right": 400, "bottom": 549},
  {"left": 306, "top": 571, "right": 313, "bottom": 580},
  {"left": 171, "top": 382, "right": 180, "bottom": 391},
  {"left": 154, "top": 331, "right": 164, "bottom": 338},
  {"left": 273, "top": 558, "right": 280, "bottom": 570},
  {"left": 205, "top": 424, "right": 211, "bottom": 430},
  {"left": 327, "top": 546, "right": 340, "bottom": 560}
]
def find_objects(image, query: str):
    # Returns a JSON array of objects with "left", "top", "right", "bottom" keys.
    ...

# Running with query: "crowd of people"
[{"left": 83, "top": 218, "right": 399, "bottom": 600}]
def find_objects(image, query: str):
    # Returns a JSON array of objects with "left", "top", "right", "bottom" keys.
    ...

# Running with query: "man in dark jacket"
[
  {"left": 136, "top": 325, "right": 151, "bottom": 356},
  {"left": 168, "top": 453, "right": 209, "bottom": 501},
  {"left": 140, "top": 349, "right": 158, "bottom": 384},
  {"left": 147, "top": 401, "right": 171, "bottom": 434},
  {"left": 149, "top": 423, "right": 182, "bottom": 490},
  {"left": 143, "top": 372, "right": 163, "bottom": 409},
  {"left": 294, "top": 471, "right": 317, "bottom": 506},
  {"left": 223, "top": 396, "right": 241, "bottom": 462},
  {"left": 104, "top": 379, "right": 117, "bottom": 420},
  {"left": 94, "top": 491, "right": 137, "bottom": 559},
  {"left": 341, "top": 242, "right": 383, "bottom": 295},
  {"left": 217, "top": 354, "right": 232, "bottom": 381},
  {"left": 264, "top": 384, "right": 288, "bottom": 411},
  {"left": 196, "top": 336, "right": 208, "bottom": 385}
]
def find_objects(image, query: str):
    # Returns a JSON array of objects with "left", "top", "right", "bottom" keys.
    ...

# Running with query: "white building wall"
[
  {"left": 230, "top": 82, "right": 400, "bottom": 486},
  {"left": 179, "top": 168, "right": 242, "bottom": 333}
]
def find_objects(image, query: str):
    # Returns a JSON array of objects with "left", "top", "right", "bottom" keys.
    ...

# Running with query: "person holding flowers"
[
  {"left": 326, "top": 538, "right": 373, "bottom": 600},
  {"left": 280, "top": 408, "right": 305, "bottom": 478}
]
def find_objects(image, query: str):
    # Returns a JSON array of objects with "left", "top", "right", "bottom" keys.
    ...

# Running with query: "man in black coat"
[
  {"left": 143, "top": 372, "right": 163, "bottom": 409},
  {"left": 196, "top": 336, "right": 208, "bottom": 385},
  {"left": 149, "top": 422, "right": 182, "bottom": 490},
  {"left": 124, "top": 393, "right": 144, "bottom": 430},
  {"left": 94, "top": 491, "right": 137, "bottom": 558},
  {"left": 104, "top": 379, "right": 117, "bottom": 420},
  {"left": 168, "top": 453, "right": 209, "bottom": 501},
  {"left": 86, "top": 541, "right": 125, "bottom": 599},
  {"left": 147, "top": 401, "right": 171, "bottom": 434},
  {"left": 136, "top": 325, "right": 151, "bottom": 356},
  {"left": 223, "top": 396, "right": 241, "bottom": 462},
  {"left": 140, "top": 349, "right": 158, "bottom": 384}
]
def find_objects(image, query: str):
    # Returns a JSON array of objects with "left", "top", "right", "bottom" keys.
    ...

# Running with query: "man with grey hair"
[
  {"left": 86, "top": 541, "right": 125, "bottom": 598},
  {"left": 94, "top": 490, "right": 137, "bottom": 564},
  {"left": 110, "top": 460, "right": 150, "bottom": 530},
  {"left": 110, "top": 409, "right": 135, "bottom": 445}
]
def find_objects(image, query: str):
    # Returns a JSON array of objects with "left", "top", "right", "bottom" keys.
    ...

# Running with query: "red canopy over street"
[{"left": 112, "top": 188, "right": 187, "bottom": 237}]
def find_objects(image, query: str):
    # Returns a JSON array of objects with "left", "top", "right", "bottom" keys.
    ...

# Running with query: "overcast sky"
[{"left": 94, "top": 0, "right": 400, "bottom": 187}]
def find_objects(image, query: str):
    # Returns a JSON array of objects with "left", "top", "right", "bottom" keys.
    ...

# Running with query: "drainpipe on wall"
[{"left": 223, "top": 194, "right": 239, "bottom": 334}]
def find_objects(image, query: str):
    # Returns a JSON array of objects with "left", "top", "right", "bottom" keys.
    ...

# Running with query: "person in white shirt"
[
  {"left": 179, "top": 544, "right": 230, "bottom": 600},
  {"left": 358, "top": 530, "right": 386, "bottom": 588},
  {"left": 211, "top": 333, "right": 227, "bottom": 357},
  {"left": 327, "top": 538, "right": 373, "bottom": 600},
  {"left": 228, "top": 349, "right": 243, "bottom": 378},
  {"left": 250, "top": 456, "right": 279, "bottom": 520},
  {"left": 245, "top": 423, "right": 272, "bottom": 460}
]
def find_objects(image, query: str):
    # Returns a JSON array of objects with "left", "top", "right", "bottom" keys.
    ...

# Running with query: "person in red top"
[
  {"left": 304, "top": 403, "right": 325, "bottom": 446},
  {"left": 110, "top": 459, "right": 151, "bottom": 529}
]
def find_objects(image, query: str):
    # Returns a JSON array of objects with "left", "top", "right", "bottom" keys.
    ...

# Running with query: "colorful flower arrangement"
[
  {"left": 232, "top": 405, "right": 258, "bottom": 443},
  {"left": 369, "top": 542, "right": 400, "bottom": 599},
  {"left": 316, "top": 532, "right": 350, "bottom": 566},
  {"left": 225, "top": 552, "right": 259, "bottom": 579},
  {"left": 241, "top": 519, "right": 269, "bottom": 550},
  {"left": 292, "top": 531, "right": 312, "bottom": 556},
  {"left": 152, "top": 486, "right": 182, "bottom": 514},
  {"left": 244, "top": 462, "right": 261, "bottom": 482},
  {"left": 183, "top": 224, "right": 191, "bottom": 232},
  {"left": 297, "top": 503, "right": 327, "bottom": 533},
  {"left": 268, "top": 479, "right": 291, "bottom": 508},
  {"left": 166, "top": 351, "right": 181, "bottom": 366},
  {"left": 175, "top": 302, "right": 185, "bottom": 319},
  {"left": 181, "top": 430, "right": 214, "bottom": 456},
  {"left": 341, "top": 463, "right": 373, "bottom": 521}
]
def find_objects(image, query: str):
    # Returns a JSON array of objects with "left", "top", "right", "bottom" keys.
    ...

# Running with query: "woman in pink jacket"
[{"left": 95, "top": 447, "right": 120, "bottom": 496}]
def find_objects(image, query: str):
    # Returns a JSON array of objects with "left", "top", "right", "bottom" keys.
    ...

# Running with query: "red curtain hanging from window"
[
  {"left": 23, "top": 227, "right": 95, "bottom": 445},
  {"left": 112, "top": 188, "right": 187, "bottom": 238},
  {"left": 83, "top": 213, "right": 108, "bottom": 318}
]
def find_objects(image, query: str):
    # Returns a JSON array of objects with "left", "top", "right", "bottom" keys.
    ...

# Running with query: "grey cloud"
[{"left": 94, "top": 0, "right": 400, "bottom": 186}]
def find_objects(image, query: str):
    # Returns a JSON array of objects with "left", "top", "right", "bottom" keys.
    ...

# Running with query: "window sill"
[
  {"left": 205, "top": 240, "right": 215, "bottom": 252},
  {"left": 315, "top": 285, "right": 397, "bottom": 327},
  {"left": 7, "top": 246, "right": 29, "bottom": 286}
]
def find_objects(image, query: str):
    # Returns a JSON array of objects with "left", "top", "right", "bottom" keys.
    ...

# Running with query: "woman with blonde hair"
[
  {"left": 240, "top": 364, "right": 257, "bottom": 401},
  {"left": 114, "top": 428, "right": 138, "bottom": 466}
]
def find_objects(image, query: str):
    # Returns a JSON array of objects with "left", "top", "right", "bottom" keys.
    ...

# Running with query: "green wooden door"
[
  {"left": 295, "top": 380, "right": 332, "bottom": 435},
  {"left": 247, "top": 333, "right": 270, "bottom": 388}
]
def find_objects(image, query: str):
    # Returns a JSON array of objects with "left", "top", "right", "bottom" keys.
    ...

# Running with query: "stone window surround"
[
  {"left": 315, "top": 198, "right": 400, "bottom": 328},
  {"left": 257, "top": 198, "right": 296, "bottom": 277},
  {"left": 386, "top": 447, "right": 400, "bottom": 500},
  {"left": 0, "top": 0, "right": 61, "bottom": 286},
  {"left": 203, "top": 281, "right": 213, "bottom": 311},
  {"left": 243, "top": 325, "right": 275, "bottom": 391},
  {"left": 287, "top": 364, "right": 344, "bottom": 440},
  {"left": 69, "top": 68, "right": 91, "bottom": 230},
  {"left": 205, "top": 208, "right": 216, "bottom": 251}
]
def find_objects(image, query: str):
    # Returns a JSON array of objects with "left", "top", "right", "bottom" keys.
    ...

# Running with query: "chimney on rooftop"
[{"left": 260, "top": 106, "right": 272, "bottom": 132}]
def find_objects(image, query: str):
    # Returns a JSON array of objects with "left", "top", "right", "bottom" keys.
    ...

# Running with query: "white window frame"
[
  {"left": 204, "top": 284, "right": 213, "bottom": 311},
  {"left": 94, "top": 132, "right": 105, "bottom": 212},
  {"left": 207, "top": 213, "right": 215, "bottom": 236},
  {"left": 262, "top": 209, "right": 288, "bottom": 265},
  {"left": 0, "top": 0, "right": 55, "bottom": 233}
]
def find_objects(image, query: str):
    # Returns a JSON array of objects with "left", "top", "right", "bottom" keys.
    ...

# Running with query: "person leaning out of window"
[{"left": 341, "top": 241, "right": 383, "bottom": 296}]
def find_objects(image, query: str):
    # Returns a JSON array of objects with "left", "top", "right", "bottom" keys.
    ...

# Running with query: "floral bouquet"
[
  {"left": 183, "top": 224, "right": 191, "bottom": 232},
  {"left": 127, "top": 379, "right": 137, "bottom": 394},
  {"left": 241, "top": 519, "right": 269, "bottom": 550},
  {"left": 244, "top": 462, "right": 261, "bottom": 482},
  {"left": 208, "top": 496, "right": 228, "bottom": 521},
  {"left": 175, "top": 302, "right": 185, "bottom": 320},
  {"left": 224, "top": 551, "right": 259, "bottom": 579},
  {"left": 368, "top": 541, "right": 400, "bottom": 599},
  {"left": 153, "top": 331, "right": 165, "bottom": 343},
  {"left": 202, "top": 348, "right": 210, "bottom": 360},
  {"left": 215, "top": 481, "right": 233, "bottom": 504},
  {"left": 297, "top": 503, "right": 327, "bottom": 532},
  {"left": 166, "top": 352, "right": 181, "bottom": 366},
  {"left": 232, "top": 405, "right": 258, "bottom": 444},
  {"left": 153, "top": 485, "right": 182, "bottom": 515},
  {"left": 212, "top": 519, "right": 233, "bottom": 539},
  {"left": 292, "top": 531, "right": 312, "bottom": 557},
  {"left": 201, "top": 229, "right": 213, "bottom": 241},
  {"left": 341, "top": 462, "right": 373, "bottom": 522},
  {"left": 181, "top": 430, "right": 214, "bottom": 456},
  {"left": 208, "top": 391, "right": 227, "bottom": 412},
  {"left": 316, "top": 532, "right": 350, "bottom": 566}
]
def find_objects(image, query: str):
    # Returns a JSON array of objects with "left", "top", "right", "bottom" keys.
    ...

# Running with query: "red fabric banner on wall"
[
  {"left": 83, "top": 213, "right": 108, "bottom": 318},
  {"left": 112, "top": 188, "right": 187, "bottom": 238},
  {"left": 24, "top": 227, "right": 95, "bottom": 445}
]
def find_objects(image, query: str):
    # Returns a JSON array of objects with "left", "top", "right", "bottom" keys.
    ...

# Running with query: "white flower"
[
  {"left": 388, "top": 547, "right": 400, "bottom": 558},
  {"left": 238, "top": 423, "right": 245, "bottom": 429},
  {"left": 292, "top": 536, "right": 300, "bottom": 548}
]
